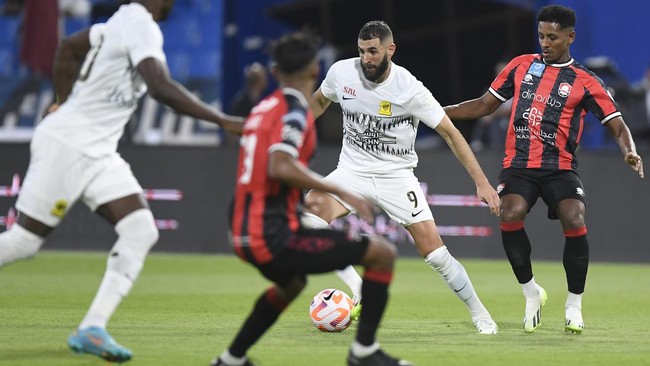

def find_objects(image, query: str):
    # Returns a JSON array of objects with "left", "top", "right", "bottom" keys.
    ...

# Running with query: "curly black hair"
[
  {"left": 271, "top": 32, "right": 319, "bottom": 74},
  {"left": 537, "top": 5, "right": 576, "bottom": 29}
]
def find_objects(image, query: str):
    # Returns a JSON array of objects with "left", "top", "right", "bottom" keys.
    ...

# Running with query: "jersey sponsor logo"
[
  {"left": 513, "top": 125, "right": 557, "bottom": 142},
  {"left": 558, "top": 82, "right": 572, "bottom": 97},
  {"left": 50, "top": 199, "right": 68, "bottom": 218},
  {"left": 379, "top": 100, "right": 392, "bottom": 116},
  {"left": 341, "top": 109, "right": 414, "bottom": 156},
  {"left": 343, "top": 86, "right": 357, "bottom": 97},
  {"left": 521, "top": 89, "right": 562, "bottom": 108},
  {"left": 527, "top": 62, "right": 546, "bottom": 77},
  {"left": 522, "top": 73, "right": 534, "bottom": 85},
  {"left": 523, "top": 107, "right": 543, "bottom": 127}
]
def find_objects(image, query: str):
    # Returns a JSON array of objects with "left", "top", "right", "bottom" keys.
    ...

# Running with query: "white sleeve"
[
  {"left": 408, "top": 81, "right": 445, "bottom": 129},
  {"left": 88, "top": 23, "right": 105, "bottom": 46},
  {"left": 125, "top": 18, "right": 166, "bottom": 67},
  {"left": 319, "top": 61, "right": 339, "bottom": 102}
]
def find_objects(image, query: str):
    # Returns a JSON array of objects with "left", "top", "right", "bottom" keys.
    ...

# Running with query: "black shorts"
[
  {"left": 497, "top": 168, "right": 586, "bottom": 220},
  {"left": 256, "top": 228, "right": 370, "bottom": 287}
]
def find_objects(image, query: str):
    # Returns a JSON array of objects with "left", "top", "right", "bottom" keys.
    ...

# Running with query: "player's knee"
[
  {"left": 0, "top": 224, "right": 44, "bottom": 266},
  {"left": 500, "top": 208, "right": 527, "bottom": 223},
  {"left": 115, "top": 209, "right": 159, "bottom": 253},
  {"left": 108, "top": 209, "right": 158, "bottom": 277},
  {"left": 363, "top": 236, "right": 396, "bottom": 270}
]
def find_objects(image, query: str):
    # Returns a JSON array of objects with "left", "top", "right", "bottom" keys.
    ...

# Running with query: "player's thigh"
[
  {"left": 319, "top": 168, "right": 377, "bottom": 212},
  {"left": 264, "top": 229, "right": 370, "bottom": 282},
  {"left": 81, "top": 154, "right": 144, "bottom": 214},
  {"left": 539, "top": 170, "right": 586, "bottom": 220},
  {"left": 374, "top": 174, "right": 433, "bottom": 225},
  {"left": 16, "top": 134, "right": 93, "bottom": 227},
  {"left": 497, "top": 168, "right": 541, "bottom": 215}
]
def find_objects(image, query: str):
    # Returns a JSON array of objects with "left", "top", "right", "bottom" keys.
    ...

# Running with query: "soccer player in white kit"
[
  {"left": 304, "top": 20, "right": 501, "bottom": 334},
  {"left": 0, "top": 0, "right": 242, "bottom": 362}
]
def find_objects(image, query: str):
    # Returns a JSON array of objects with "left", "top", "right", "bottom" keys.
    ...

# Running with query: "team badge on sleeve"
[{"left": 379, "top": 100, "right": 392, "bottom": 116}]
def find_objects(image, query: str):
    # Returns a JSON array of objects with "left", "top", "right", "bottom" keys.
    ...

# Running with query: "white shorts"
[
  {"left": 323, "top": 168, "right": 434, "bottom": 226},
  {"left": 16, "top": 132, "right": 142, "bottom": 227}
]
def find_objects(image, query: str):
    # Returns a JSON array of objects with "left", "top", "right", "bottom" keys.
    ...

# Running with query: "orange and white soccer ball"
[{"left": 309, "top": 288, "right": 354, "bottom": 332}]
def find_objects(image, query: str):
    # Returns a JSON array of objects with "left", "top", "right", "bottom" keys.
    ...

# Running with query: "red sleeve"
[
  {"left": 576, "top": 70, "right": 621, "bottom": 123},
  {"left": 489, "top": 54, "right": 535, "bottom": 102}
]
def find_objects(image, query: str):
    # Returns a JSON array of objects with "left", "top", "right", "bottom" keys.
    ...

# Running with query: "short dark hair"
[
  {"left": 271, "top": 32, "right": 319, "bottom": 74},
  {"left": 537, "top": 5, "right": 576, "bottom": 29},
  {"left": 358, "top": 20, "right": 393, "bottom": 42}
]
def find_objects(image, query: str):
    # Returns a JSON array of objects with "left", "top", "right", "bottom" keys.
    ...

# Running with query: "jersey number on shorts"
[
  {"left": 239, "top": 134, "right": 257, "bottom": 184},
  {"left": 78, "top": 34, "right": 105, "bottom": 82},
  {"left": 407, "top": 190, "right": 418, "bottom": 208}
]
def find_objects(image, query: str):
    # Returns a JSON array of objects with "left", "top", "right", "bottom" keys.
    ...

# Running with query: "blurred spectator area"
[{"left": 0, "top": 0, "right": 225, "bottom": 145}]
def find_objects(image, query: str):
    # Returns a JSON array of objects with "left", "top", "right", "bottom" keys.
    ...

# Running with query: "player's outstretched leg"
[
  {"left": 302, "top": 212, "right": 363, "bottom": 319},
  {"left": 424, "top": 246, "right": 498, "bottom": 334},
  {"left": 523, "top": 281, "right": 547, "bottom": 333},
  {"left": 67, "top": 327, "right": 132, "bottom": 362}
]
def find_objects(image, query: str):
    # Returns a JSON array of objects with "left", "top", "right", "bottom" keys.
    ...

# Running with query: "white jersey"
[
  {"left": 320, "top": 58, "right": 445, "bottom": 175},
  {"left": 37, "top": 3, "right": 166, "bottom": 157}
]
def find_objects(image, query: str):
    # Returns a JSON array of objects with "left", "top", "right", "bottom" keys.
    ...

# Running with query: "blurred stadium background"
[{"left": 0, "top": 0, "right": 649, "bottom": 262}]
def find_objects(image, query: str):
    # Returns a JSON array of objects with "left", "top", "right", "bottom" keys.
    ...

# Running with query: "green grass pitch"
[{"left": 1, "top": 251, "right": 649, "bottom": 365}]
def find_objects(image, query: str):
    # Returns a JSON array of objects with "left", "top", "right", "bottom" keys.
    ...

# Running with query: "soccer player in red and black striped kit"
[
  {"left": 212, "top": 32, "right": 412, "bottom": 366},
  {"left": 444, "top": 5, "right": 644, "bottom": 335}
]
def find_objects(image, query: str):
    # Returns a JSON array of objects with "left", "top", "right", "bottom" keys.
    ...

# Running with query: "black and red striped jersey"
[
  {"left": 229, "top": 87, "right": 317, "bottom": 264},
  {"left": 489, "top": 54, "right": 621, "bottom": 171}
]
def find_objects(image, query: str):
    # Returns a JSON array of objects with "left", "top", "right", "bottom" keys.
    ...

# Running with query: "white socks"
[
  {"left": 79, "top": 209, "right": 158, "bottom": 329},
  {"left": 566, "top": 292, "right": 583, "bottom": 310},
  {"left": 522, "top": 277, "right": 540, "bottom": 299},
  {"left": 301, "top": 212, "right": 363, "bottom": 302},
  {"left": 424, "top": 246, "right": 491, "bottom": 321},
  {"left": 0, "top": 224, "right": 44, "bottom": 266},
  {"left": 351, "top": 341, "right": 380, "bottom": 358},
  {"left": 335, "top": 265, "right": 363, "bottom": 302},
  {"left": 219, "top": 350, "right": 248, "bottom": 366}
]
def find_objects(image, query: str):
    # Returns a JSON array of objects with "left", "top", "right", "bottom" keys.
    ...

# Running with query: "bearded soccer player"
[
  {"left": 444, "top": 5, "right": 644, "bottom": 334},
  {"left": 303, "top": 20, "right": 501, "bottom": 335},
  {"left": 0, "top": 0, "right": 242, "bottom": 362},
  {"left": 213, "top": 32, "right": 412, "bottom": 366}
]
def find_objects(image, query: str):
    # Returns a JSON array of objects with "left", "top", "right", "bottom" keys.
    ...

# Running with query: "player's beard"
[{"left": 361, "top": 53, "right": 389, "bottom": 83}]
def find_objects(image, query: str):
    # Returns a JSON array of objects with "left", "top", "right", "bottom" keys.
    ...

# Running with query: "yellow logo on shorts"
[
  {"left": 50, "top": 199, "right": 68, "bottom": 218},
  {"left": 379, "top": 100, "right": 392, "bottom": 116}
]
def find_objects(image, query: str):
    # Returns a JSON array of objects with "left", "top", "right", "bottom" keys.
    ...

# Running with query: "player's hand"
[
  {"left": 477, "top": 182, "right": 500, "bottom": 216},
  {"left": 336, "top": 190, "right": 377, "bottom": 225},
  {"left": 42, "top": 103, "right": 60, "bottom": 118},
  {"left": 624, "top": 152, "right": 644, "bottom": 178}
]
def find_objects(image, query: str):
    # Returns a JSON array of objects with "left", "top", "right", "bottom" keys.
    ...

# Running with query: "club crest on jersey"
[
  {"left": 527, "top": 62, "right": 546, "bottom": 77},
  {"left": 558, "top": 82, "right": 572, "bottom": 97},
  {"left": 379, "top": 101, "right": 392, "bottom": 116}
]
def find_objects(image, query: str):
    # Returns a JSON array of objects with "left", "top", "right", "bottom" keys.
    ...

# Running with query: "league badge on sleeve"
[{"left": 527, "top": 62, "right": 546, "bottom": 77}]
